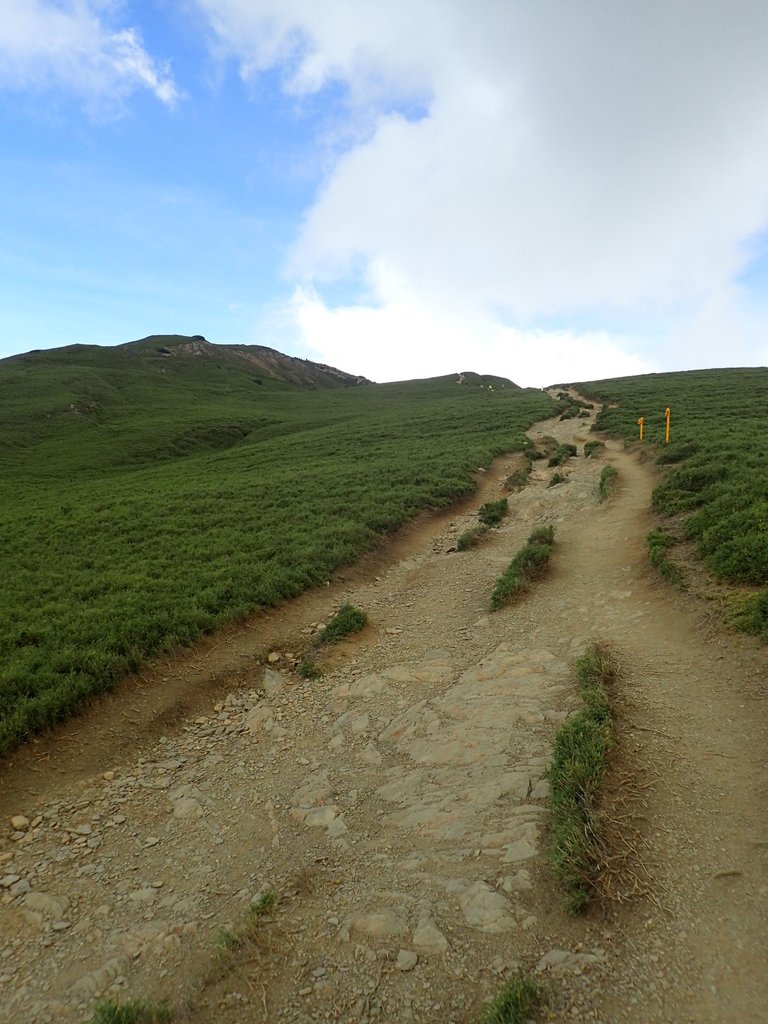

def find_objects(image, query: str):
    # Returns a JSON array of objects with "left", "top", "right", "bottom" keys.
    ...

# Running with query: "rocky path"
[{"left": 1, "top": 399, "right": 766, "bottom": 1023}]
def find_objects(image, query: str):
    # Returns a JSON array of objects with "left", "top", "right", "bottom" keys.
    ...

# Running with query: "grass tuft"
[
  {"left": 477, "top": 972, "right": 541, "bottom": 1023},
  {"left": 217, "top": 890, "right": 278, "bottom": 953},
  {"left": 314, "top": 603, "right": 367, "bottom": 645},
  {"left": 457, "top": 526, "right": 488, "bottom": 551},
  {"left": 298, "top": 655, "right": 322, "bottom": 679},
  {"left": 548, "top": 442, "right": 578, "bottom": 467},
  {"left": 584, "top": 440, "right": 605, "bottom": 458},
  {"left": 490, "top": 525, "right": 555, "bottom": 610},
  {"left": 478, "top": 498, "right": 509, "bottom": 528},
  {"left": 598, "top": 465, "right": 617, "bottom": 500},
  {"left": 547, "top": 642, "right": 618, "bottom": 913},
  {"left": 647, "top": 529, "right": 683, "bottom": 586},
  {"left": 91, "top": 1001, "right": 172, "bottom": 1024},
  {"left": 726, "top": 589, "right": 768, "bottom": 642}
]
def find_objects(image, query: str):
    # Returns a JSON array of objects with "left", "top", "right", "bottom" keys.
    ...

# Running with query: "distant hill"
[
  {"left": 117, "top": 334, "right": 372, "bottom": 388},
  {"left": 0, "top": 335, "right": 521, "bottom": 477},
  {"left": 0, "top": 338, "right": 552, "bottom": 754},
  {"left": 0, "top": 334, "right": 370, "bottom": 476},
  {"left": 7, "top": 333, "right": 371, "bottom": 388}
]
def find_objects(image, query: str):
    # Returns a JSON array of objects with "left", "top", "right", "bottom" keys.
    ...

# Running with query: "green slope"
[
  {"left": 0, "top": 338, "right": 556, "bottom": 754},
  {"left": 576, "top": 367, "right": 768, "bottom": 638}
]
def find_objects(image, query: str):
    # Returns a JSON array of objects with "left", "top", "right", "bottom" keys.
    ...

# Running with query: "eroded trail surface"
[{"left": 1, "top": 401, "right": 766, "bottom": 1024}]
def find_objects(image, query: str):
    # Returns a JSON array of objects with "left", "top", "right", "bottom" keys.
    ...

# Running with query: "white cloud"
[
  {"left": 287, "top": 285, "right": 652, "bottom": 388},
  {"left": 0, "top": 1, "right": 179, "bottom": 108},
  {"left": 198, "top": 1, "right": 768, "bottom": 380}
]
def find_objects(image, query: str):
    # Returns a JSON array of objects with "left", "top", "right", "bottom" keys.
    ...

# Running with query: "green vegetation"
[
  {"left": 457, "top": 526, "right": 487, "bottom": 551},
  {"left": 218, "top": 890, "right": 278, "bottom": 953},
  {"left": 647, "top": 529, "right": 683, "bottom": 586},
  {"left": 314, "top": 603, "right": 367, "bottom": 645},
  {"left": 584, "top": 440, "right": 604, "bottom": 458},
  {"left": 478, "top": 497, "right": 509, "bottom": 527},
  {"left": 548, "top": 642, "right": 618, "bottom": 913},
  {"left": 727, "top": 590, "right": 768, "bottom": 642},
  {"left": 580, "top": 369, "right": 768, "bottom": 597},
  {"left": 548, "top": 472, "right": 567, "bottom": 488},
  {"left": 91, "top": 1001, "right": 172, "bottom": 1024},
  {"left": 298, "top": 656, "right": 322, "bottom": 679},
  {"left": 477, "top": 972, "right": 541, "bottom": 1023},
  {"left": 457, "top": 497, "right": 510, "bottom": 550},
  {"left": 504, "top": 467, "right": 532, "bottom": 489},
  {"left": 490, "top": 525, "right": 555, "bottom": 610},
  {"left": 0, "top": 338, "right": 557, "bottom": 755},
  {"left": 556, "top": 392, "right": 593, "bottom": 421},
  {"left": 598, "top": 465, "right": 618, "bottom": 500},
  {"left": 548, "top": 442, "right": 578, "bottom": 467}
]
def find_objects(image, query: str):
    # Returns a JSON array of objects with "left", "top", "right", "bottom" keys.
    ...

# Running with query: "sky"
[{"left": 1, "top": 2, "right": 768, "bottom": 387}]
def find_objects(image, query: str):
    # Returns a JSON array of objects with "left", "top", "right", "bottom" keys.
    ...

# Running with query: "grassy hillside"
[
  {"left": 577, "top": 367, "right": 768, "bottom": 639},
  {"left": 0, "top": 339, "right": 555, "bottom": 755}
]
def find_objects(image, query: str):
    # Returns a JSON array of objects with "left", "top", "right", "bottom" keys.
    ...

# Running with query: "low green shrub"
[
  {"left": 549, "top": 442, "right": 578, "bottom": 466},
  {"left": 584, "top": 440, "right": 604, "bottom": 458},
  {"left": 314, "top": 604, "right": 367, "bottom": 645},
  {"left": 548, "top": 472, "right": 567, "bottom": 488},
  {"left": 478, "top": 498, "right": 509, "bottom": 527},
  {"left": 548, "top": 642, "right": 617, "bottom": 913},
  {"left": 505, "top": 468, "right": 531, "bottom": 489},
  {"left": 477, "top": 972, "right": 541, "bottom": 1023},
  {"left": 490, "top": 525, "right": 555, "bottom": 609},
  {"left": 529, "top": 524, "right": 555, "bottom": 545},
  {"left": 647, "top": 529, "right": 683, "bottom": 585},
  {"left": 599, "top": 465, "right": 617, "bottom": 500},
  {"left": 457, "top": 526, "right": 487, "bottom": 551},
  {"left": 728, "top": 589, "right": 768, "bottom": 642},
  {"left": 91, "top": 1002, "right": 172, "bottom": 1024},
  {"left": 298, "top": 656, "right": 322, "bottom": 679}
]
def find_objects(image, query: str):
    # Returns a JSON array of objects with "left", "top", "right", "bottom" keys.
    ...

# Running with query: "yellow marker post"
[
  {"left": 665, "top": 407, "right": 671, "bottom": 445},
  {"left": 637, "top": 416, "right": 644, "bottom": 441}
]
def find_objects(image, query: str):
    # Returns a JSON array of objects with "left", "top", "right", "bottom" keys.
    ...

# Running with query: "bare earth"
[{"left": 1, "top": 398, "right": 766, "bottom": 1024}]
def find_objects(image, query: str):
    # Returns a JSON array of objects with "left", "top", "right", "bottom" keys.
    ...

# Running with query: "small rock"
[
  {"left": 172, "top": 797, "right": 203, "bottom": 819},
  {"left": 24, "top": 892, "right": 69, "bottom": 918},
  {"left": 128, "top": 888, "right": 157, "bottom": 906},
  {"left": 267, "top": 652, "right": 282, "bottom": 664},
  {"left": 263, "top": 668, "right": 283, "bottom": 693},
  {"left": 412, "top": 914, "right": 449, "bottom": 954},
  {"left": 396, "top": 949, "right": 418, "bottom": 972},
  {"left": 360, "top": 742, "right": 382, "bottom": 766},
  {"left": 10, "top": 816, "right": 29, "bottom": 832},
  {"left": 9, "top": 879, "right": 31, "bottom": 897},
  {"left": 343, "top": 909, "right": 407, "bottom": 942},
  {"left": 459, "top": 882, "right": 516, "bottom": 933}
]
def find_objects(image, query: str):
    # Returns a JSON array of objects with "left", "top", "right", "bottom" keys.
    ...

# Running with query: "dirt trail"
[{"left": 1, "top": 401, "right": 766, "bottom": 1024}]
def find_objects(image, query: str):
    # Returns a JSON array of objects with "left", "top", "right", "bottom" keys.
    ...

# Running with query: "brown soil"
[{"left": 1, "top": 400, "right": 766, "bottom": 1024}]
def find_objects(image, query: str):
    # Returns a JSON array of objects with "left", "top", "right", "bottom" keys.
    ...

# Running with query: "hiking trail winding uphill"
[{"left": 1, "top": 398, "right": 766, "bottom": 1024}]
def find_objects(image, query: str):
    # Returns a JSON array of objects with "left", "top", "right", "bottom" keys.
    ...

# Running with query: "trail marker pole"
[
  {"left": 665, "top": 407, "right": 671, "bottom": 445},
  {"left": 637, "top": 416, "right": 644, "bottom": 441}
]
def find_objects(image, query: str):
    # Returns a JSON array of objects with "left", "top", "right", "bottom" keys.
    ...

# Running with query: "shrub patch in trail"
[
  {"left": 548, "top": 643, "right": 618, "bottom": 913},
  {"left": 1, "top": 389, "right": 767, "bottom": 1024}
]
